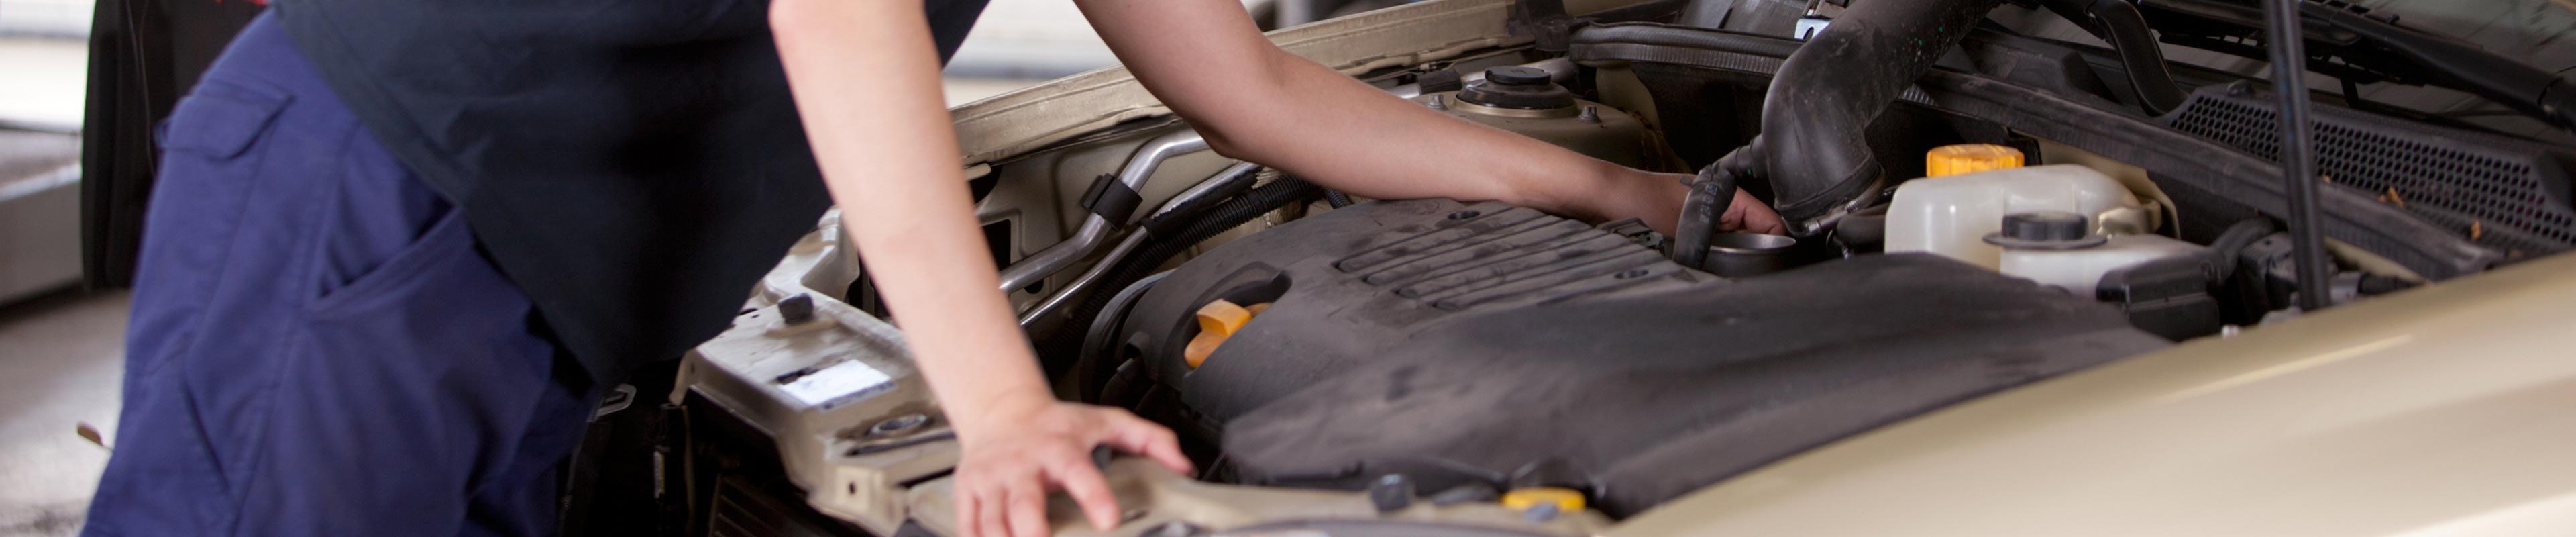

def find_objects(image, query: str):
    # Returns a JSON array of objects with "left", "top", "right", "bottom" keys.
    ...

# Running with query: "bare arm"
[
  {"left": 772, "top": 0, "right": 1030, "bottom": 440},
  {"left": 1075, "top": 0, "right": 1780, "bottom": 234},
  {"left": 770, "top": 1, "right": 1189, "bottom": 536}
]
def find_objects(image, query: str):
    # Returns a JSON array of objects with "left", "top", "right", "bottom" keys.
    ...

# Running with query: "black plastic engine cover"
[{"left": 1113, "top": 199, "right": 2168, "bottom": 516}]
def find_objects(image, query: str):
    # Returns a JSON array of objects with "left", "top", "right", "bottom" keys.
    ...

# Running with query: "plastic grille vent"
[{"left": 2167, "top": 92, "right": 2574, "bottom": 255}]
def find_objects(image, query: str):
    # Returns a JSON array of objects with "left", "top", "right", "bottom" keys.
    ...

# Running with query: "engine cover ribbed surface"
[{"left": 1113, "top": 199, "right": 2169, "bottom": 515}]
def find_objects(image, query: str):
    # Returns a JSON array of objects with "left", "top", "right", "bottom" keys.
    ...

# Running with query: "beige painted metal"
[
  {"left": 1611, "top": 252, "right": 2576, "bottom": 536},
  {"left": 947, "top": 0, "right": 1649, "bottom": 166},
  {"left": 673, "top": 212, "right": 961, "bottom": 536},
  {"left": 902, "top": 459, "right": 1613, "bottom": 536},
  {"left": 1428, "top": 91, "right": 1656, "bottom": 170}
]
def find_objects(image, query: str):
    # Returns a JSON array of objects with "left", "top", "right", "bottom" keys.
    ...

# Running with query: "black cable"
[
  {"left": 2052, "top": 0, "right": 2187, "bottom": 115},
  {"left": 1324, "top": 189, "right": 1356, "bottom": 209},
  {"left": 2339, "top": 77, "right": 2375, "bottom": 114},
  {"left": 2263, "top": 0, "right": 2334, "bottom": 312},
  {"left": 1083, "top": 272, "right": 1168, "bottom": 406},
  {"left": 2203, "top": 218, "right": 2278, "bottom": 286}
]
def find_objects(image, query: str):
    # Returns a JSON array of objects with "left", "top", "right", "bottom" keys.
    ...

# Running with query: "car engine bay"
[{"left": 577, "top": 0, "right": 2576, "bottom": 534}]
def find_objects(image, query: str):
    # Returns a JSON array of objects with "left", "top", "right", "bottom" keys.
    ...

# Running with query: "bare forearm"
[
  {"left": 1216, "top": 54, "right": 1625, "bottom": 210},
  {"left": 1075, "top": 0, "right": 1666, "bottom": 222},
  {"left": 772, "top": 0, "right": 1051, "bottom": 430},
  {"left": 1226, "top": 54, "right": 1685, "bottom": 223}
]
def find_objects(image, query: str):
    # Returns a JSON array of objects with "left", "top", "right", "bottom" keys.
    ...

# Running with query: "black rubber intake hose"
[
  {"left": 1762, "top": 0, "right": 2004, "bottom": 235},
  {"left": 1670, "top": 150, "right": 1754, "bottom": 271},
  {"left": 2045, "top": 0, "right": 2186, "bottom": 115},
  {"left": 2204, "top": 218, "right": 2279, "bottom": 286}
]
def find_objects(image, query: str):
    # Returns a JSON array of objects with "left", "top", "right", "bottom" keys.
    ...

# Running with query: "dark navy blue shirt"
[{"left": 275, "top": 0, "right": 991, "bottom": 383}]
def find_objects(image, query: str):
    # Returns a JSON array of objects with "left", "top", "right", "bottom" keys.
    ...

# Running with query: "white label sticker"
[{"left": 778, "top": 360, "right": 893, "bottom": 407}]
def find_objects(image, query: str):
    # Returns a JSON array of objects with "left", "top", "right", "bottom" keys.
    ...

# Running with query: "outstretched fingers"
[
  {"left": 1046, "top": 452, "right": 1125, "bottom": 530},
  {"left": 1102, "top": 412, "right": 1194, "bottom": 475}
]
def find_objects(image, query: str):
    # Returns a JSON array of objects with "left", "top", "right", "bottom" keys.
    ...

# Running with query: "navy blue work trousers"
[{"left": 84, "top": 13, "right": 591, "bottom": 537}]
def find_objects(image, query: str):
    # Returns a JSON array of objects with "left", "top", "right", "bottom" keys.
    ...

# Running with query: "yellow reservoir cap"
[
  {"left": 1500, "top": 487, "right": 1585, "bottom": 513},
  {"left": 1183, "top": 299, "right": 1268, "bottom": 368},
  {"left": 1926, "top": 144, "right": 2026, "bottom": 177}
]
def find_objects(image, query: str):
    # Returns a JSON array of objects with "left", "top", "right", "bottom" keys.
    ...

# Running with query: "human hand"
[
  {"left": 1626, "top": 170, "right": 1786, "bottom": 236},
  {"left": 951, "top": 396, "right": 1193, "bottom": 537},
  {"left": 1720, "top": 187, "right": 1786, "bottom": 236}
]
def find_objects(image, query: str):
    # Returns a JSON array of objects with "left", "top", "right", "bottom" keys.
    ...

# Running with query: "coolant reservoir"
[
  {"left": 1987, "top": 211, "right": 2206, "bottom": 294},
  {"left": 1887, "top": 164, "right": 2143, "bottom": 268}
]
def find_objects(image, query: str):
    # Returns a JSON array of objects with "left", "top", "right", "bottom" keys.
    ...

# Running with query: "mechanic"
[{"left": 84, "top": 0, "right": 1782, "bottom": 536}]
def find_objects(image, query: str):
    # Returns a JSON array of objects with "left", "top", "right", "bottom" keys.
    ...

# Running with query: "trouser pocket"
[{"left": 221, "top": 205, "right": 570, "bottom": 536}]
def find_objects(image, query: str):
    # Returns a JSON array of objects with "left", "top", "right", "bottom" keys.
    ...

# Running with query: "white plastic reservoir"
[
  {"left": 1886, "top": 164, "right": 2143, "bottom": 268},
  {"left": 2000, "top": 234, "right": 2207, "bottom": 294}
]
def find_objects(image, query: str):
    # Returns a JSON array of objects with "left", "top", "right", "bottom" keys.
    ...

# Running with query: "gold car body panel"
[{"left": 1612, "top": 252, "right": 2576, "bottom": 536}]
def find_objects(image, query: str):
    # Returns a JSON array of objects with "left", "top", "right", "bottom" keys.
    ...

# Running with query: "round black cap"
[
  {"left": 1983, "top": 211, "right": 2106, "bottom": 249},
  {"left": 1483, "top": 66, "right": 1552, "bottom": 86},
  {"left": 1458, "top": 67, "right": 1576, "bottom": 110},
  {"left": 2002, "top": 211, "right": 2088, "bottom": 241}
]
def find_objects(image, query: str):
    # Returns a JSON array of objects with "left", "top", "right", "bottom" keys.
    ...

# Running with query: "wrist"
[
  {"left": 1580, "top": 165, "right": 1688, "bottom": 223},
  {"left": 1609, "top": 170, "right": 1691, "bottom": 233},
  {"left": 1521, "top": 158, "right": 1628, "bottom": 219},
  {"left": 945, "top": 386, "right": 1056, "bottom": 437}
]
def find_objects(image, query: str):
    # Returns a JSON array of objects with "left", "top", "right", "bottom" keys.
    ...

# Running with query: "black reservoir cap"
[
  {"left": 1984, "top": 211, "right": 2106, "bottom": 249},
  {"left": 1458, "top": 66, "right": 1576, "bottom": 109}
]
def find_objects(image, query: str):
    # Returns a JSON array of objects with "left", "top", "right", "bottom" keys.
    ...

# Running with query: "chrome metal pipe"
[
  {"left": 998, "top": 219, "right": 1108, "bottom": 293},
  {"left": 1018, "top": 231, "right": 1150, "bottom": 326},
  {"left": 1017, "top": 162, "right": 1263, "bottom": 326},
  {"left": 1153, "top": 162, "right": 1263, "bottom": 218},
  {"left": 996, "top": 130, "right": 1210, "bottom": 292},
  {"left": 999, "top": 57, "right": 1568, "bottom": 293}
]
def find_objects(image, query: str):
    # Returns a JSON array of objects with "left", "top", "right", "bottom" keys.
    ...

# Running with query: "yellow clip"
[
  {"left": 1184, "top": 299, "right": 1267, "bottom": 368},
  {"left": 1500, "top": 487, "right": 1585, "bottom": 513},
  {"left": 1925, "top": 144, "right": 2025, "bottom": 177}
]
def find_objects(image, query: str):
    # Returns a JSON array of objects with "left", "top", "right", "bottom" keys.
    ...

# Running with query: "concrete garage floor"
[
  {"left": 0, "top": 17, "right": 109, "bottom": 534},
  {"left": 0, "top": 290, "right": 127, "bottom": 536}
]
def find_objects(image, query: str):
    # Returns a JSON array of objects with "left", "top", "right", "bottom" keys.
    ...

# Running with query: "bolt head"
[
  {"left": 1146, "top": 521, "right": 1203, "bottom": 537},
  {"left": 777, "top": 293, "right": 817, "bottom": 325},
  {"left": 1368, "top": 474, "right": 1416, "bottom": 513},
  {"left": 866, "top": 413, "right": 930, "bottom": 438}
]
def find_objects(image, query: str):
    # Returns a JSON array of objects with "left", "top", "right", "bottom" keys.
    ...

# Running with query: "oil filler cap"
[
  {"left": 1458, "top": 66, "right": 1575, "bottom": 110},
  {"left": 1984, "top": 211, "right": 2106, "bottom": 250},
  {"left": 1183, "top": 299, "right": 1269, "bottom": 368}
]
